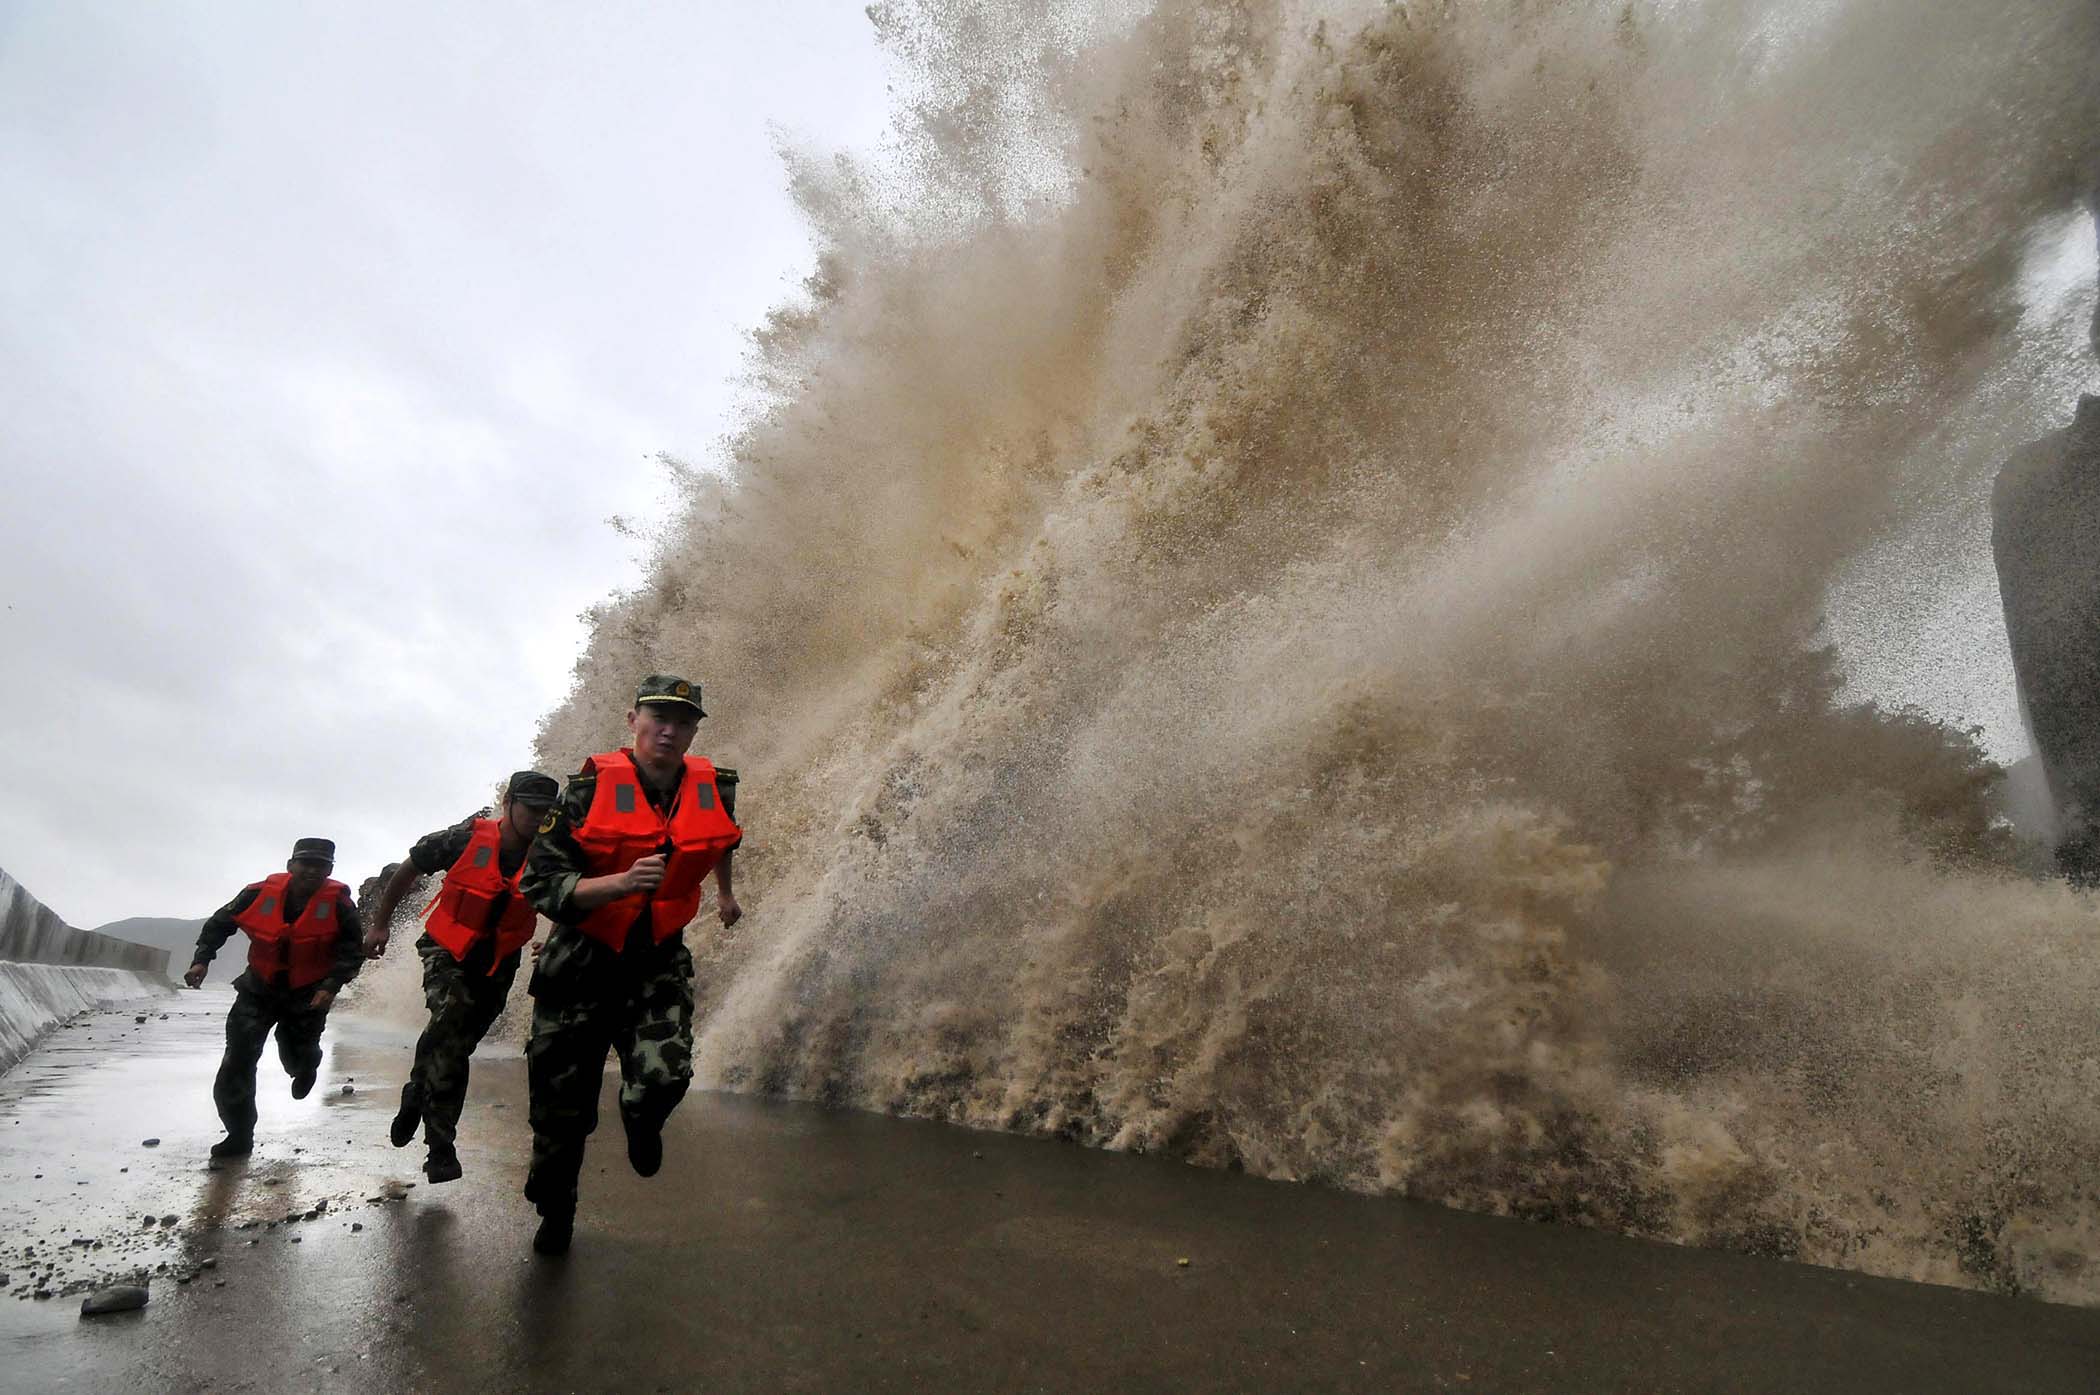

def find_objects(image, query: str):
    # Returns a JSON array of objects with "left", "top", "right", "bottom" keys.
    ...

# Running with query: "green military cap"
[
  {"left": 507, "top": 771, "right": 560, "bottom": 807},
  {"left": 290, "top": 837, "right": 336, "bottom": 866},
  {"left": 635, "top": 673, "right": 705, "bottom": 718}
]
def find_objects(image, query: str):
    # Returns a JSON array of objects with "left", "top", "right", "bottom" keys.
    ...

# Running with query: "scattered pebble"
[
  {"left": 159, "top": 1215, "right": 177, "bottom": 1227},
  {"left": 1177, "top": 1258, "right": 1191, "bottom": 1268},
  {"left": 140, "top": 1138, "right": 160, "bottom": 1148},
  {"left": 80, "top": 1286, "right": 151, "bottom": 1318},
  {"left": 350, "top": 1223, "right": 363, "bottom": 1233},
  {"left": 340, "top": 1085, "right": 354, "bottom": 1096},
  {"left": 199, "top": 1258, "right": 217, "bottom": 1270}
]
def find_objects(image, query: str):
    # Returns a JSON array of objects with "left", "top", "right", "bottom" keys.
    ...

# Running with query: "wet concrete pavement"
[{"left": 4, "top": 992, "right": 2100, "bottom": 1393}]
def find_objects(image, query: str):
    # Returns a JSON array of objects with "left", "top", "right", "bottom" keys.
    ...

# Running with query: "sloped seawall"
[{"left": 0, "top": 866, "right": 173, "bottom": 1073}]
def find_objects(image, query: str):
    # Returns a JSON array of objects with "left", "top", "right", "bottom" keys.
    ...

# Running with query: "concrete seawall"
[{"left": 0, "top": 866, "right": 173, "bottom": 1073}]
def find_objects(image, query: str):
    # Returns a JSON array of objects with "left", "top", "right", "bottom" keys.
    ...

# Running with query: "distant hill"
[{"left": 92, "top": 915, "right": 207, "bottom": 957}]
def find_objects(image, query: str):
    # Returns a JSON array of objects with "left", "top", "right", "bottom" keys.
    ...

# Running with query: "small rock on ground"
[{"left": 80, "top": 1285, "right": 149, "bottom": 1317}]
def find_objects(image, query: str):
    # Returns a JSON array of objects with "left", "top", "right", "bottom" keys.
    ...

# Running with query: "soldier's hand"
[
  {"left": 529, "top": 938, "right": 545, "bottom": 960},
  {"left": 182, "top": 962, "right": 206, "bottom": 989},
  {"left": 621, "top": 855, "right": 668, "bottom": 896},
  {"left": 717, "top": 891, "right": 742, "bottom": 928},
  {"left": 362, "top": 930, "right": 389, "bottom": 958},
  {"left": 308, "top": 987, "right": 336, "bottom": 1011}
]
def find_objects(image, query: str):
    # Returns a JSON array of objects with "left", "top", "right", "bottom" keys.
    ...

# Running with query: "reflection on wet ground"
[
  {"left": 3, "top": 992, "right": 2100, "bottom": 1393},
  {"left": 0, "top": 988, "right": 422, "bottom": 1306}
]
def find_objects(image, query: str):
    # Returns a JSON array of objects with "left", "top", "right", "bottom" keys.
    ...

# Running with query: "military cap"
[
  {"left": 507, "top": 771, "right": 561, "bottom": 807},
  {"left": 634, "top": 673, "right": 705, "bottom": 718},
  {"left": 289, "top": 837, "right": 336, "bottom": 865}
]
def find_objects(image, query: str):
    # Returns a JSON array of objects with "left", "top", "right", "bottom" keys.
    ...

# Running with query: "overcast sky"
[{"left": 0, "top": 3, "right": 889, "bottom": 927}]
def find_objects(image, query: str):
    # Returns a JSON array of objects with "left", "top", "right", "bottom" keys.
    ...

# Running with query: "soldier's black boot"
[
  {"left": 424, "top": 1144, "right": 462, "bottom": 1184},
  {"left": 390, "top": 1084, "right": 421, "bottom": 1147},
  {"left": 532, "top": 1210, "right": 573, "bottom": 1257},
  {"left": 290, "top": 1068, "right": 317, "bottom": 1100},
  {"left": 622, "top": 1103, "right": 664, "bottom": 1178},
  {"left": 626, "top": 1125, "right": 662, "bottom": 1178},
  {"left": 209, "top": 1134, "right": 253, "bottom": 1159}
]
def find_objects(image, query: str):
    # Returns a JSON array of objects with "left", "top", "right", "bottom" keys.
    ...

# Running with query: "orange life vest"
[
  {"left": 423, "top": 818, "right": 538, "bottom": 973},
  {"left": 572, "top": 750, "right": 741, "bottom": 950},
  {"left": 232, "top": 873, "right": 349, "bottom": 990}
]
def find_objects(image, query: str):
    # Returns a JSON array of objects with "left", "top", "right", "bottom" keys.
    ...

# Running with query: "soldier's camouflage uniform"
[
  {"left": 394, "top": 816, "right": 529, "bottom": 1152},
  {"left": 518, "top": 757, "right": 737, "bottom": 1218},
  {"left": 192, "top": 883, "right": 364, "bottom": 1141}
]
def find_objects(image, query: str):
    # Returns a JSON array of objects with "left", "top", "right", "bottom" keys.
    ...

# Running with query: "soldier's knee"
[
  {"left": 636, "top": 1032, "right": 693, "bottom": 1086},
  {"left": 530, "top": 1107, "right": 598, "bottom": 1141},
  {"left": 222, "top": 1025, "right": 269, "bottom": 1061}
]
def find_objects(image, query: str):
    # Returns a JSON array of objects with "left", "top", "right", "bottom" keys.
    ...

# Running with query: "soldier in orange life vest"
[
  {"left": 518, "top": 673, "right": 742, "bottom": 1257},
  {"left": 363, "top": 771, "right": 561, "bottom": 1184},
  {"left": 185, "top": 837, "right": 364, "bottom": 1159}
]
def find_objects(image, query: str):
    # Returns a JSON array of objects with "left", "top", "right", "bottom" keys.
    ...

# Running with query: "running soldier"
[
  {"left": 185, "top": 838, "right": 363, "bottom": 1159},
  {"left": 363, "top": 772, "right": 561, "bottom": 1182},
  {"left": 519, "top": 674, "right": 742, "bottom": 1256}
]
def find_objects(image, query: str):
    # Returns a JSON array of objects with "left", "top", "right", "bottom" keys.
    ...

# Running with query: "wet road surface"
[{"left": 4, "top": 991, "right": 2100, "bottom": 1393}]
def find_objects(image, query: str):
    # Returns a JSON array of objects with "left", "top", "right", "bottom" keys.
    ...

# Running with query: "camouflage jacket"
[
  {"left": 403, "top": 811, "right": 532, "bottom": 975},
  {"left": 409, "top": 812, "right": 528, "bottom": 878},
  {"left": 521, "top": 753, "right": 737, "bottom": 1004}
]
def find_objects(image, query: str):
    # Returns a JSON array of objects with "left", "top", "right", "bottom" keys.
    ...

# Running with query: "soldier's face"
[
  {"left": 285, "top": 859, "right": 329, "bottom": 896},
  {"left": 504, "top": 799, "right": 544, "bottom": 842},
  {"left": 628, "top": 704, "right": 700, "bottom": 765}
]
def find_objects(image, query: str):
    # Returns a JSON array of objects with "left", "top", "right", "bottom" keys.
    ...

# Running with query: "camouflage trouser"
[
  {"left": 524, "top": 944, "right": 694, "bottom": 1215},
  {"left": 214, "top": 977, "right": 330, "bottom": 1139},
  {"left": 403, "top": 934, "right": 521, "bottom": 1151}
]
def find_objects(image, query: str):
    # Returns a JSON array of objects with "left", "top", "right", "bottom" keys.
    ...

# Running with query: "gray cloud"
[{"left": 0, "top": 2, "right": 887, "bottom": 924}]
